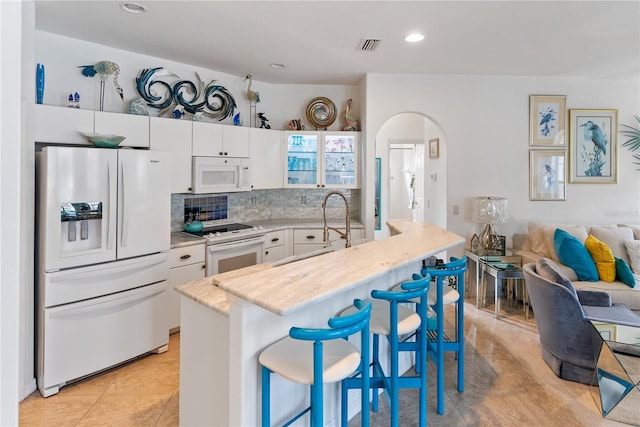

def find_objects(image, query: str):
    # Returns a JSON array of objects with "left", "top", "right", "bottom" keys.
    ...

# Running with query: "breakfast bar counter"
[{"left": 176, "top": 221, "right": 464, "bottom": 426}]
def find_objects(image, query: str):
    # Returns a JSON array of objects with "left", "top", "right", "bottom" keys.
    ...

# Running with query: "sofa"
[{"left": 515, "top": 223, "right": 640, "bottom": 314}]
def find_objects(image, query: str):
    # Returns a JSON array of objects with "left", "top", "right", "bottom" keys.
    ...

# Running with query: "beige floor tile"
[
  {"left": 19, "top": 394, "right": 99, "bottom": 427},
  {"left": 75, "top": 394, "right": 170, "bottom": 427}
]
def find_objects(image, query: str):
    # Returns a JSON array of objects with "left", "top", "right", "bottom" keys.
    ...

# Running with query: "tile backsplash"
[{"left": 171, "top": 189, "right": 361, "bottom": 231}]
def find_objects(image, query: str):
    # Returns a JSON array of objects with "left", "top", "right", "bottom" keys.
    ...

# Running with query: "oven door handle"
[{"left": 207, "top": 237, "right": 264, "bottom": 252}]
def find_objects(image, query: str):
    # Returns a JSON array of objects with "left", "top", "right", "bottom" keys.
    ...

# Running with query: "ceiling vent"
[{"left": 359, "top": 38, "right": 382, "bottom": 52}]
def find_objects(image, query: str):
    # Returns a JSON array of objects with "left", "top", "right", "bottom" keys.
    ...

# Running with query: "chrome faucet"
[{"left": 322, "top": 190, "right": 351, "bottom": 248}]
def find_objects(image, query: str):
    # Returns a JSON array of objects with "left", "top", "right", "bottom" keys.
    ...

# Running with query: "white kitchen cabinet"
[
  {"left": 292, "top": 228, "right": 328, "bottom": 255},
  {"left": 35, "top": 104, "right": 94, "bottom": 144},
  {"left": 94, "top": 111, "right": 149, "bottom": 148},
  {"left": 292, "top": 227, "right": 364, "bottom": 255},
  {"left": 167, "top": 244, "right": 205, "bottom": 332},
  {"left": 263, "top": 229, "right": 286, "bottom": 263},
  {"left": 192, "top": 122, "right": 250, "bottom": 157},
  {"left": 149, "top": 117, "right": 193, "bottom": 193},
  {"left": 284, "top": 131, "right": 359, "bottom": 189},
  {"left": 250, "top": 128, "right": 283, "bottom": 190}
]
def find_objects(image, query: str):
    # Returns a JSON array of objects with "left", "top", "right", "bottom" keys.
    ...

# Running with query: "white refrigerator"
[{"left": 36, "top": 146, "right": 171, "bottom": 397}]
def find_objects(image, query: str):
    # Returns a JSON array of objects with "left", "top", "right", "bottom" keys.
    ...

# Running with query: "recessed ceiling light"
[
  {"left": 120, "top": 2, "right": 147, "bottom": 14},
  {"left": 405, "top": 33, "right": 425, "bottom": 43},
  {"left": 269, "top": 63, "right": 286, "bottom": 69}
]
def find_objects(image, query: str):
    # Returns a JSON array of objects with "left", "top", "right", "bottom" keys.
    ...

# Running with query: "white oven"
[{"left": 206, "top": 236, "right": 264, "bottom": 276}]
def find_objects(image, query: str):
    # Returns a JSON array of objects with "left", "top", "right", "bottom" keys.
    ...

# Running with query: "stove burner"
[{"left": 185, "top": 223, "right": 253, "bottom": 237}]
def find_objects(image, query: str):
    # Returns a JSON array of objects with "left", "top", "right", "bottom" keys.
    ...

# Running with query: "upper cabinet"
[
  {"left": 34, "top": 105, "right": 149, "bottom": 148},
  {"left": 192, "top": 122, "right": 249, "bottom": 157},
  {"left": 250, "top": 128, "right": 283, "bottom": 190},
  {"left": 284, "top": 131, "right": 359, "bottom": 189},
  {"left": 94, "top": 111, "right": 149, "bottom": 148},
  {"left": 149, "top": 117, "right": 193, "bottom": 194},
  {"left": 35, "top": 105, "right": 96, "bottom": 145}
]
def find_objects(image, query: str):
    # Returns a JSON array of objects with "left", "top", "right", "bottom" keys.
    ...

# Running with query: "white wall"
[
  {"left": 35, "top": 31, "right": 361, "bottom": 132},
  {"left": 365, "top": 73, "right": 640, "bottom": 254}
]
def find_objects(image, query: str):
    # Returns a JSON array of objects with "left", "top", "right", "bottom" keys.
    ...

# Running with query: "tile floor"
[{"left": 19, "top": 300, "right": 628, "bottom": 426}]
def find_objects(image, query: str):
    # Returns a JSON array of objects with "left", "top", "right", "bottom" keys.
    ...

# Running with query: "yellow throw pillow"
[{"left": 585, "top": 234, "right": 616, "bottom": 282}]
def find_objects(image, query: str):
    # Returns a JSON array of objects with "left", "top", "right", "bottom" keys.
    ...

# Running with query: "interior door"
[{"left": 116, "top": 150, "right": 171, "bottom": 259}]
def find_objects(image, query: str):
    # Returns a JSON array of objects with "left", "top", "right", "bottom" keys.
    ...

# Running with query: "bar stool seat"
[
  {"left": 260, "top": 338, "right": 361, "bottom": 385},
  {"left": 367, "top": 300, "right": 421, "bottom": 336},
  {"left": 259, "top": 299, "right": 371, "bottom": 427}
]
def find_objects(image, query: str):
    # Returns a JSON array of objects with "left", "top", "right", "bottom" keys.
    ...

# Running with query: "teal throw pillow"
[
  {"left": 615, "top": 257, "right": 636, "bottom": 288},
  {"left": 554, "top": 228, "right": 599, "bottom": 281}
]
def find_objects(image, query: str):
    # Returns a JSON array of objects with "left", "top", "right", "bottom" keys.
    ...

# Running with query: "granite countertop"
[
  {"left": 170, "top": 231, "right": 206, "bottom": 248},
  {"left": 175, "top": 221, "right": 464, "bottom": 316}
]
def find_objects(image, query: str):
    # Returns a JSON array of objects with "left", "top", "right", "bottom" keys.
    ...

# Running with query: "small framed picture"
[
  {"left": 429, "top": 138, "right": 439, "bottom": 159},
  {"left": 529, "top": 95, "right": 567, "bottom": 147},
  {"left": 568, "top": 109, "right": 618, "bottom": 183},
  {"left": 529, "top": 149, "right": 566, "bottom": 201},
  {"left": 497, "top": 236, "right": 506, "bottom": 255}
]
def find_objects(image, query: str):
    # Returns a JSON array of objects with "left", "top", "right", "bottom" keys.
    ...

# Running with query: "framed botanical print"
[
  {"left": 568, "top": 109, "right": 618, "bottom": 183},
  {"left": 529, "top": 149, "right": 566, "bottom": 200},
  {"left": 529, "top": 95, "right": 567, "bottom": 146}
]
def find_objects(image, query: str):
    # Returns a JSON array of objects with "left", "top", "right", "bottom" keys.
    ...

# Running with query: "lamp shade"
[{"left": 472, "top": 197, "right": 508, "bottom": 225}]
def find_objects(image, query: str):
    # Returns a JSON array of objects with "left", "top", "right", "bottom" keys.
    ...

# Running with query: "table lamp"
[{"left": 472, "top": 196, "right": 508, "bottom": 253}]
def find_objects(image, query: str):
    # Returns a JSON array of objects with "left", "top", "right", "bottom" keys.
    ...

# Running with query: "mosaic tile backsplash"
[{"left": 171, "top": 189, "right": 361, "bottom": 231}]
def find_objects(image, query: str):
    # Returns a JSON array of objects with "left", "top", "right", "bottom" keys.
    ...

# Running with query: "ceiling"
[{"left": 35, "top": 1, "right": 640, "bottom": 85}]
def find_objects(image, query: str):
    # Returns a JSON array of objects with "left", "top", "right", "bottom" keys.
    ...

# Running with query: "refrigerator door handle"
[
  {"left": 120, "top": 160, "right": 128, "bottom": 248},
  {"left": 107, "top": 163, "right": 114, "bottom": 250}
]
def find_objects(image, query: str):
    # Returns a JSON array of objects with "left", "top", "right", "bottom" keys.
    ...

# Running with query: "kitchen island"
[{"left": 176, "top": 221, "right": 464, "bottom": 426}]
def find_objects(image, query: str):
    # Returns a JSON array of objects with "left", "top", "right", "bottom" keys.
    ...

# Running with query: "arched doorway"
[{"left": 374, "top": 112, "right": 447, "bottom": 240}]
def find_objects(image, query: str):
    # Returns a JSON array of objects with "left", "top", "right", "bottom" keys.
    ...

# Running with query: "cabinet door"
[
  {"left": 167, "top": 262, "right": 205, "bottom": 331},
  {"left": 322, "top": 132, "right": 359, "bottom": 188},
  {"left": 35, "top": 105, "right": 94, "bottom": 144},
  {"left": 223, "top": 126, "right": 250, "bottom": 157},
  {"left": 95, "top": 111, "right": 149, "bottom": 148},
  {"left": 149, "top": 117, "right": 193, "bottom": 193},
  {"left": 283, "top": 131, "right": 320, "bottom": 188},
  {"left": 250, "top": 128, "right": 283, "bottom": 189},
  {"left": 192, "top": 121, "right": 223, "bottom": 156}
]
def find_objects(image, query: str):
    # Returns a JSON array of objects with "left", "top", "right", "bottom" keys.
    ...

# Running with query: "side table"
[
  {"left": 590, "top": 321, "right": 640, "bottom": 425},
  {"left": 464, "top": 250, "right": 528, "bottom": 320}
]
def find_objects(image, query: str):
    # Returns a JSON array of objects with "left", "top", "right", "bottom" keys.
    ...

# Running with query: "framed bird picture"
[
  {"left": 529, "top": 95, "right": 567, "bottom": 147},
  {"left": 568, "top": 109, "right": 618, "bottom": 183},
  {"left": 529, "top": 149, "right": 566, "bottom": 200}
]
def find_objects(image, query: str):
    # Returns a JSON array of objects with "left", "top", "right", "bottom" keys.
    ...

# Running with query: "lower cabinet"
[
  {"left": 263, "top": 229, "right": 287, "bottom": 263},
  {"left": 293, "top": 227, "right": 364, "bottom": 255},
  {"left": 167, "top": 244, "right": 205, "bottom": 332}
]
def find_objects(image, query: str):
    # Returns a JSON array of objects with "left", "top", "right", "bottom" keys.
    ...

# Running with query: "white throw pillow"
[
  {"left": 620, "top": 224, "right": 640, "bottom": 240},
  {"left": 590, "top": 226, "right": 634, "bottom": 265},
  {"left": 624, "top": 240, "right": 640, "bottom": 274}
]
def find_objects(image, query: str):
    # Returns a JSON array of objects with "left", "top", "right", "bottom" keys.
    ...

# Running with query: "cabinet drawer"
[
  {"left": 168, "top": 244, "right": 205, "bottom": 268},
  {"left": 263, "top": 230, "right": 285, "bottom": 249},
  {"left": 293, "top": 229, "right": 324, "bottom": 245}
]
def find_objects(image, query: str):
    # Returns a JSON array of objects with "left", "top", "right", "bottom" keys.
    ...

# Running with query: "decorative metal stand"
[{"left": 99, "top": 75, "right": 107, "bottom": 111}]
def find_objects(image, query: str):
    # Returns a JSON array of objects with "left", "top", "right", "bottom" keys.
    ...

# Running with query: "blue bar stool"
[
  {"left": 341, "top": 275, "right": 430, "bottom": 427},
  {"left": 418, "top": 256, "right": 467, "bottom": 415},
  {"left": 259, "top": 299, "right": 371, "bottom": 427}
]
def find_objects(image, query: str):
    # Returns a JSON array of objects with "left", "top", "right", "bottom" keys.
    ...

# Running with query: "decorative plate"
[
  {"left": 306, "top": 97, "right": 337, "bottom": 129},
  {"left": 80, "top": 132, "right": 126, "bottom": 149}
]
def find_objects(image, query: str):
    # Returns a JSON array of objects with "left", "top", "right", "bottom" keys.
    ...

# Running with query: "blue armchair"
[{"left": 523, "top": 258, "right": 640, "bottom": 384}]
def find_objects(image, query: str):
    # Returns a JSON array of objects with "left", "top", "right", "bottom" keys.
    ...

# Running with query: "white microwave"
[{"left": 192, "top": 157, "right": 251, "bottom": 194}]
